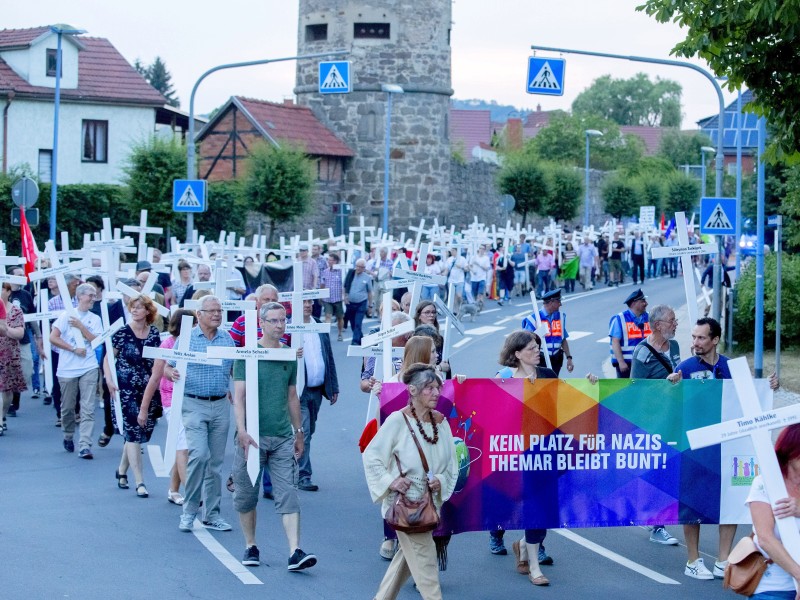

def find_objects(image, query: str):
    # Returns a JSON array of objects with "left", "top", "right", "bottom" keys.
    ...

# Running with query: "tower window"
[
  {"left": 353, "top": 23, "right": 390, "bottom": 39},
  {"left": 306, "top": 24, "right": 328, "bottom": 42}
]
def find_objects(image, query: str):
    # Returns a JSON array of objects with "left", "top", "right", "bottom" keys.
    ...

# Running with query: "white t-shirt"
[
  {"left": 53, "top": 310, "right": 103, "bottom": 378},
  {"left": 469, "top": 254, "right": 491, "bottom": 282},
  {"left": 446, "top": 255, "right": 467, "bottom": 284},
  {"left": 746, "top": 475, "right": 799, "bottom": 594}
]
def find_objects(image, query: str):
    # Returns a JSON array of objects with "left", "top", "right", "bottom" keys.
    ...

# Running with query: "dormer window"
[{"left": 46, "top": 49, "right": 60, "bottom": 78}]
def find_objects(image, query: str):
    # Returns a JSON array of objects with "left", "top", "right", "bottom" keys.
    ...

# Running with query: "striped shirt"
[
  {"left": 184, "top": 326, "right": 234, "bottom": 397},
  {"left": 320, "top": 267, "right": 343, "bottom": 303}
]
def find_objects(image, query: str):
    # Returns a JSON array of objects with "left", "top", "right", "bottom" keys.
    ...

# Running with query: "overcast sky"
[{"left": 5, "top": 1, "right": 737, "bottom": 126}]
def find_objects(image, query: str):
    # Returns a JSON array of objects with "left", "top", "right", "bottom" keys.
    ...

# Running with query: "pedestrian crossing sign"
[
  {"left": 526, "top": 57, "right": 565, "bottom": 96},
  {"left": 173, "top": 180, "right": 207, "bottom": 213},
  {"left": 319, "top": 61, "right": 351, "bottom": 94},
  {"left": 700, "top": 197, "right": 737, "bottom": 235}
]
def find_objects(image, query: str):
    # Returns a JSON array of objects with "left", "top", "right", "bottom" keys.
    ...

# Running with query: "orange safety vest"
[{"left": 609, "top": 310, "right": 652, "bottom": 364}]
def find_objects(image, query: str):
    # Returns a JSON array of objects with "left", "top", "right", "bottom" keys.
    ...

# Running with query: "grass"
[{"left": 742, "top": 348, "right": 800, "bottom": 394}]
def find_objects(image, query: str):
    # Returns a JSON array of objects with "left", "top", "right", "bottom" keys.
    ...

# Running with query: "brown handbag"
[
  {"left": 384, "top": 414, "right": 441, "bottom": 534},
  {"left": 722, "top": 533, "right": 773, "bottom": 596}
]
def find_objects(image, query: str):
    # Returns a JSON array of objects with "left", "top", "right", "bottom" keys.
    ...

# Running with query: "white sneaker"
[
  {"left": 650, "top": 527, "right": 679, "bottom": 545},
  {"left": 685, "top": 558, "right": 714, "bottom": 580},
  {"left": 713, "top": 560, "right": 728, "bottom": 578}
]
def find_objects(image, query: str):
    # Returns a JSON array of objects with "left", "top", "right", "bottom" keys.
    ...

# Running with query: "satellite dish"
[{"left": 500, "top": 194, "right": 515, "bottom": 212}]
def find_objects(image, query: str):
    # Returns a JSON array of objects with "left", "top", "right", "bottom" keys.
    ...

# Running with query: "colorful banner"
[{"left": 380, "top": 378, "right": 771, "bottom": 534}]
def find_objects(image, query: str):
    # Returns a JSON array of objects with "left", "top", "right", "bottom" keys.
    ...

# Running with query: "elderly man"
[
  {"left": 179, "top": 263, "right": 212, "bottom": 308},
  {"left": 293, "top": 299, "right": 339, "bottom": 491},
  {"left": 522, "top": 289, "right": 573, "bottom": 376},
  {"left": 171, "top": 295, "right": 235, "bottom": 532},
  {"left": 343, "top": 258, "right": 373, "bottom": 345},
  {"left": 232, "top": 302, "right": 317, "bottom": 571},
  {"left": 229, "top": 284, "right": 278, "bottom": 347},
  {"left": 608, "top": 288, "right": 651, "bottom": 378},
  {"left": 50, "top": 283, "right": 103, "bottom": 458},
  {"left": 577, "top": 237, "right": 598, "bottom": 291}
]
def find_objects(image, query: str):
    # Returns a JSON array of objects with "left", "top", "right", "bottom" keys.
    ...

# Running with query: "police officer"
[
  {"left": 608, "top": 288, "right": 651, "bottom": 378},
  {"left": 521, "top": 289, "right": 573, "bottom": 376}
]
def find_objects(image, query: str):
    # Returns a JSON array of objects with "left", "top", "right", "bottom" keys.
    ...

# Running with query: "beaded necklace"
[{"left": 409, "top": 404, "right": 439, "bottom": 444}]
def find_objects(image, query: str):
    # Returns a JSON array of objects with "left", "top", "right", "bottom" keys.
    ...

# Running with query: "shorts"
[
  {"left": 164, "top": 406, "right": 188, "bottom": 451},
  {"left": 514, "top": 270, "right": 527, "bottom": 284},
  {"left": 471, "top": 280, "right": 486, "bottom": 297},
  {"left": 232, "top": 435, "right": 299, "bottom": 514},
  {"left": 609, "top": 259, "right": 622, "bottom": 276},
  {"left": 323, "top": 300, "right": 345, "bottom": 318}
]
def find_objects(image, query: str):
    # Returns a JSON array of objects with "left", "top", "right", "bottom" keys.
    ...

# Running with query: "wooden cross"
[
  {"left": 650, "top": 211, "right": 717, "bottom": 327},
  {"left": 687, "top": 357, "right": 800, "bottom": 560},
  {"left": 123, "top": 209, "right": 163, "bottom": 262},
  {"left": 23, "top": 292, "right": 61, "bottom": 395},
  {"left": 277, "top": 261, "right": 330, "bottom": 398},
  {"left": 184, "top": 258, "right": 255, "bottom": 318},
  {"left": 394, "top": 243, "right": 447, "bottom": 314},
  {"left": 115, "top": 272, "right": 171, "bottom": 321},
  {"left": 350, "top": 215, "right": 375, "bottom": 246},
  {"left": 141, "top": 315, "right": 224, "bottom": 472},
  {"left": 206, "top": 309, "right": 296, "bottom": 484},
  {"left": 528, "top": 291, "right": 553, "bottom": 371},
  {"left": 0, "top": 256, "right": 26, "bottom": 286},
  {"left": 90, "top": 303, "right": 125, "bottom": 434},
  {"left": 434, "top": 283, "right": 465, "bottom": 362}
]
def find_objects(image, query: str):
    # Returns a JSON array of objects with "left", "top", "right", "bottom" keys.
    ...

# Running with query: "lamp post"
[
  {"left": 584, "top": 129, "right": 603, "bottom": 228},
  {"left": 49, "top": 24, "right": 86, "bottom": 242},
  {"left": 700, "top": 145, "right": 716, "bottom": 197},
  {"left": 185, "top": 50, "right": 348, "bottom": 241},
  {"left": 381, "top": 83, "right": 404, "bottom": 234}
]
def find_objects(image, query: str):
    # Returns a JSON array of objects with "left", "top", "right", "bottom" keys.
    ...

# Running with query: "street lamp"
[
  {"left": 381, "top": 83, "right": 404, "bottom": 234},
  {"left": 700, "top": 145, "right": 716, "bottom": 197},
  {"left": 584, "top": 129, "right": 603, "bottom": 228},
  {"left": 49, "top": 24, "right": 86, "bottom": 241}
]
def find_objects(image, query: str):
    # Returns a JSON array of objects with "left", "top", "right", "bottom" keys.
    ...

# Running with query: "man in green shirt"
[{"left": 231, "top": 301, "right": 317, "bottom": 572}]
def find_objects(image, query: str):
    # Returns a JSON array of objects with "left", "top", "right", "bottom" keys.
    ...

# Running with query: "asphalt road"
[{"left": 1, "top": 275, "right": 745, "bottom": 599}]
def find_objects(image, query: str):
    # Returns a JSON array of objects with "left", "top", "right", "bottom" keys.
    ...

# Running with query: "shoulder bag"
[
  {"left": 722, "top": 533, "right": 772, "bottom": 596},
  {"left": 384, "top": 413, "right": 441, "bottom": 534}
]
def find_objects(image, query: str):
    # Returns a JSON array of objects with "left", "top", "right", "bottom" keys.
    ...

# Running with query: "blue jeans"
[
  {"left": 751, "top": 592, "right": 795, "bottom": 600},
  {"left": 420, "top": 285, "right": 437, "bottom": 301},
  {"left": 346, "top": 299, "right": 368, "bottom": 345},
  {"left": 182, "top": 396, "right": 231, "bottom": 521},
  {"left": 298, "top": 385, "right": 324, "bottom": 482},
  {"left": 537, "top": 272, "right": 550, "bottom": 297}
]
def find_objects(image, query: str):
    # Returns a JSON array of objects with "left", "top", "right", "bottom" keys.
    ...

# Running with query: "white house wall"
[{"left": 5, "top": 98, "right": 155, "bottom": 184}]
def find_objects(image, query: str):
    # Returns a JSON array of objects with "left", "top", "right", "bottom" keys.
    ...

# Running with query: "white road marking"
[
  {"left": 464, "top": 325, "right": 504, "bottom": 336},
  {"left": 480, "top": 308, "right": 501, "bottom": 314},
  {"left": 147, "top": 445, "right": 170, "bottom": 477},
  {"left": 191, "top": 519, "right": 263, "bottom": 585},
  {"left": 495, "top": 316, "right": 518, "bottom": 325},
  {"left": 514, "top": 310, "right": 531, "bottom": 318},
  {"left": 553, "top": 529, "right": 680, "bottom": 585},
  {"left": 567, "top": 331, "right": 592, "bottom": 341},
  {"left": 597, "top": 336, "right": 610, "bottom": 343},
  {"left": 453, "top": 337, "right": 472, "bottom": 349}
]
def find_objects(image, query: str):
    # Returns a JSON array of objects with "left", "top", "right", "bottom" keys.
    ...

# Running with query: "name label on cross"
[{"left": 142, "top": 346, "right": 223, "bottom": 365}]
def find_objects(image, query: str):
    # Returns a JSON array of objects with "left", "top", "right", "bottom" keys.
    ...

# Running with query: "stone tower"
[{"left": 295, "top": 0, "right": 453, "bottom": 234}]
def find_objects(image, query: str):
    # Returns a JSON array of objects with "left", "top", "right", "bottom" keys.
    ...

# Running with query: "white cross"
[
  {"left": 687, "top": 357, "right": 800, "bottom": 561},
  {"left": 123, "top": 210, "right": 163, "bottom": 262},
  {"left": 528, "top": 291, "right": 553, "bottom": 371},
  {"left": 91, "top": 303, "right": 125, "bottom": 434},
  {"left": 23, "top": 292, "right": 62, "bottom": 395},
  {"left": 650, "top": 211, "right": 717, "bottom": 327},
  {"left": 141, "top": 315, "right": 224, "bottom": 473},
  {"left": 206, "top": 310, "right": 296, "bottom": 485},
  {"left": 184, "top": 259, "right": 255, "bottom": 317},
  {"left": 350, "top": 216, "right": 375, "bottom": 246},
  {"left": 434, "top": 284, "right": 465, "bottom": 362}
]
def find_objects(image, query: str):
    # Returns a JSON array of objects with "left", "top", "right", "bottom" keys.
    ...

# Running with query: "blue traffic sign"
[
  {"left": 173, "top": 180, "right": 206, "bottom": 213},
  {"left": 319, "top": 61, "right": 351, "bottom": 94},
  {"left": 526, "top": 57, "right": 565, "bottom": 96},
  {"left": 700, "top": 197, "right": 737, "bottom": 235}
]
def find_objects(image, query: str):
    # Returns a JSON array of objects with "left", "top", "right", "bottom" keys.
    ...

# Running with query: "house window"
[
  {"left": 353, "top": 23, "right": 390, "bottom": 39},
  {"left": 38, "top": 150, "right": 53, "bottom": 182},
  {"left": 46, "top": 49, "right": 59, "bottom": 78},
  {"left": 316, "top": 157, "right": 342, "bottom": 183},
  {"left": 81, "top": 120, "right": 108, "bottom": 163},
  {"left": 306, "top": 24, "right": 328, "bottom": 42},
  {"left": 357, "top": 110, "right": 378, "bottom": 141}
]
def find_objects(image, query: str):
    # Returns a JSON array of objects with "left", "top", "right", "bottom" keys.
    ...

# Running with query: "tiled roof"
[
  {"left": 449, "top": 109, "right": 492, "bottom": 161},
  {"left": 233, "top": 97, "right": 353, "bottom": 157},
  {"left": 619, "top": 126, "right": 667, "bottom": 156},
  {"left": 0, "top": 33, "right": 164, "bottom": 106},
  {"left": 0, "top": 26, "right": 50, "bottom": 49}
]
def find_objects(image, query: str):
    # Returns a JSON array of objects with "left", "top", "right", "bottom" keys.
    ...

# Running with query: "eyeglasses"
[
  {"left": 420, "top": 310, "right": 436, "bottom": 316},
  {"left": 263, "top": 318, "right": 287, "bottom": 325},
  {"left": 200, "top": 309, "right": 223, "bottom": 314}
]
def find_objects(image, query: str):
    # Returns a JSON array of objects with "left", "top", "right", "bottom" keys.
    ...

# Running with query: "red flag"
[
  {"left": 19, "top": 208, "right": 37, "bottom": 281},
  {"left": 660, "top": 212, "right": 666, "bottom": 232}
]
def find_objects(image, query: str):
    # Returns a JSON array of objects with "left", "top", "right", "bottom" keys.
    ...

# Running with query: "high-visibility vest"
[
  {"left": 609, "top": 310, "right": 651, "bottom": 364},
  {"left": 520, "top": 311, "right": 565, "bottom": 355}
]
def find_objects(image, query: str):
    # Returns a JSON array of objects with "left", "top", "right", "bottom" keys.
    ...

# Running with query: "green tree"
[
  {"left": 781, "top": 165, "right": 800, "bottom": 250},
  {"left": 542, "top": 163, "right": 583, "bottom": 222},
  {"left": 664, "top": 172, "right": 701, "bottom": 215},
  {"left": 572, "top": 73, "right": 682, "bottom": 127},
  {"left": 633, "top": 176, "right": 665, "bottom": 213},
  {"left": 638, "top": 0, "right": 800, "bottom": 161},
  {"left": 135, "top": 56, "right": 179, "bottom": 107},
  {"left": 496, "top": 153, "right": 549, "bottom": 226},
  {"left": 195, "top": 181, "right": 250, "bottom": 239},
  {"left": 242, "top": 142, "right": 315, "bottom": 244},
  {"left": 657, "top": 129, "right": 715, "bottom": 169},
  {"left": 601, "top": 175, "right": 641, "bottom": 219},
  {"left": 525, "top": 112, "right": 644, "bottom": 171},
  {"left": 123, "top": 136, "right": 187, "bottom": 237}
]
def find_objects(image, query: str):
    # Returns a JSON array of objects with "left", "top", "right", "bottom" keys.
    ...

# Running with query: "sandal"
[
  {"left": 167, "top": 491, "right": 185, "bottom": 505},
  {"left": 136, "top": 483, "right": 149, "bottom": 498},
  {"left": 529, "top": 574, "right": 550, "bottom": 587},
  {"left": 115, "top": 470, "right": 129, "bottom": 489},
  {"left": 512, "top": 540, "right": 529, "bottom": 575},
  {"left": 98, "top": 433, "right": 112, "bottom": 448}
]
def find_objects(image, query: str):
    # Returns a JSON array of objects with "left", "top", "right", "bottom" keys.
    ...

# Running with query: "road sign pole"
[
  {"left": 186, "top": 50, "right": 349, "bottom": 242},
  {"left": 755, "top": 117, "right": 767, "bottom": 377},
  {"left": 774, "top": 215, "right": 783, "bottom": 381}
]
